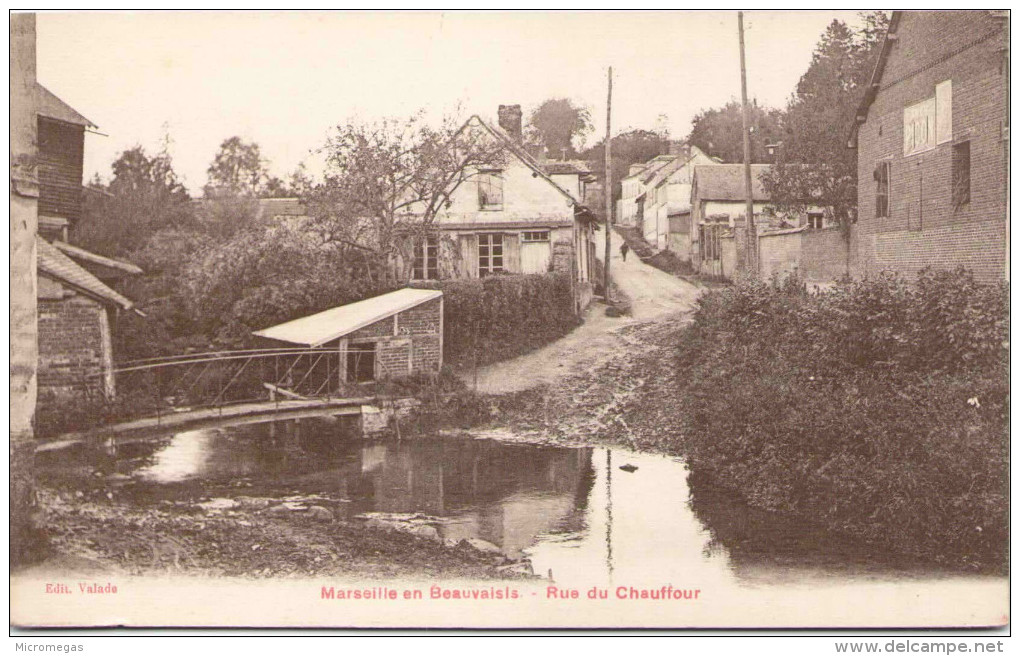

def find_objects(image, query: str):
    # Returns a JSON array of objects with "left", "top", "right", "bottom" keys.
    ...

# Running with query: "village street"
[{"left": 466, "top": 229, "right": 701, "bottom": 395}]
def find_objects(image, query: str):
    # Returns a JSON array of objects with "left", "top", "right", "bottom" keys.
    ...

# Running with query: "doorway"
[{"left": 346, "top": 342, "right": 376, "bottom": 383}]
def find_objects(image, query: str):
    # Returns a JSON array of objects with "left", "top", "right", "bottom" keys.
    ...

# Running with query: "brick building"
[
  {"left": 849, "top": 10, "right": 1009, "bottom": 283},
  {"left": 31, "top": 85, "right": 142, "bottom": 418},
  {"left": 254, "top": 288, "right": 444, "bottom": 383},
  {"left": 36, "top": 238, "right": 136, "bottom": 412}
]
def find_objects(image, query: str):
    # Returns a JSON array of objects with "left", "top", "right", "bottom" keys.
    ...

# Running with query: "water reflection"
[{"left": 37, "top": 418, "right": 1000, "bottom": 590}]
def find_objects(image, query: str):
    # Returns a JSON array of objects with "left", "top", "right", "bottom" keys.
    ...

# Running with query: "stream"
[{"left": 38, "top": 415, "right": 1001, "bottom": 591}]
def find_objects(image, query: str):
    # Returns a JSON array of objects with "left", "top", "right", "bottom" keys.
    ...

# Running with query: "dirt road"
[{"left": 467, "top": 228, "right": 701, "bottom": 394}]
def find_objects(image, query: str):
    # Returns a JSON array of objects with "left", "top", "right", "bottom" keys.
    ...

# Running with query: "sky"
[{"left": 36, "top": 10, "right": 866, "bottom": 195}]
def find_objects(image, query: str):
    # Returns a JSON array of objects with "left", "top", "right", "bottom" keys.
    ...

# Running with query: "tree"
[
  {"left": 760, "top": 13, "right": 889, "bottom": 231},
  {"left": 205, "top": 136, "right": 270, "bottom": 197},
  {"left": 687, "top": 100, "right": 784, "bottom": 164},
  {"left": 182, "top": 222, "right": 389, "bottom": 341},
  {"left": 73, "top": 144, "right": 193, "bottom": 256},
  {"left": 304, "top": 112, "right": 508, "bottom": 283},
  {"left": 527, "top": 98, "right": 593, "bottom": 159},
  {"left": 582, "top": 129, "right": 671, "bottom": 204}
]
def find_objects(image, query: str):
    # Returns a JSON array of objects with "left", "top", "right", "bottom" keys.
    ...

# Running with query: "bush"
[
  {"left": 413, "top": 272, "right": 579, "bottom": 369},
  {"left": 672, "top": 268, "right": 1008, "bottom": 570}
]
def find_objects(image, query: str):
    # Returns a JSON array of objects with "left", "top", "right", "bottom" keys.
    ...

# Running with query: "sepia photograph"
[{"left": 9, "top": 9, "right": 1010, "bottom": 634}]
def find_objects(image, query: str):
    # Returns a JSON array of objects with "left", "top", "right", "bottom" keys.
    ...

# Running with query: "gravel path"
[{"left": 466, "top": 228, "right": 701, "bottom": 394}]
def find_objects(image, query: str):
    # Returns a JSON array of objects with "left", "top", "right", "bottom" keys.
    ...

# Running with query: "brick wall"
[
  {"left": 37, "top": 286, "right": 111, "bottom": 413},
  {"left": 396, "top": 298, "right": 441, "bottom": 335},
  {"left": 855, "top": 11, "right": 1007, "bottom": 284},
  {"left": 347, "top": 298, "right": 444, "bottom": 379}
]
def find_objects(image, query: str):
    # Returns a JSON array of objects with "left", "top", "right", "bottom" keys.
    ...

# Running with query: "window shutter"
[
  {"left": 936, "top": 80, "right": 953, "bottom": 144},
  {"left": 503, "top": 233, "right": 521, "bottom": 273},
  {"left": 458, "top": 234, "right": 478, "bottom": 278}
]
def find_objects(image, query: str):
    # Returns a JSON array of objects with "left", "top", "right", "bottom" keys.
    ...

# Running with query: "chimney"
[{"left": 498, "top": 104, "right": 522, "bottom": 141}]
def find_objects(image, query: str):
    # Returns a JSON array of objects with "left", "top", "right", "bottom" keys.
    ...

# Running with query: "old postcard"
[{"left": 9, "top": 10, "right": 1009, "bottom": 630}]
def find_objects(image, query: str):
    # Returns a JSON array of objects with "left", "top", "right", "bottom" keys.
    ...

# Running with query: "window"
[
  {"left": 412, "top": 235, "right": 439, "bottom": 280},
  {"left": 477, "top": 171, "right": 504, "bottom": 210},
  {"left": 522, "top": 231, "right": 549, "bottom": 243},
  {"left": 952, "top": 141, "right": 971, "bottom": 210},
  {"left": 807, "top": 213, "right": 824, "bottom": 230},
  {"left": 874, "top": 161, "right": 890, "bottom": 218},
  {"left": 478, "top": 233, "right": 504, "bottom": 276},
  {"left": 903, "top": 97, "right": 936, "bottom": 155},
  {"left": 903, "top": 80, "right": 952, "bottom": 155}
]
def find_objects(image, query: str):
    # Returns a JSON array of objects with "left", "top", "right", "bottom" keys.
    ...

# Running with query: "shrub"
[{"left": 672, "top": 268, "right": 1009, "bottom": 570}]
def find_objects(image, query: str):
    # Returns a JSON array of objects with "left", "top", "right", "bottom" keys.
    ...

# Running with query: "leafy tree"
[
  {"left": 205, "top": 136, "right": 270, "bottom": 197},
  {"left": 582, "top": 128, "right": 671, "bottom": 204},
  {"left": 760, "top": 13, "right": 889, "bottom": 232},
  {"left": 181, "top": 223, "right": 389, "bottom": 341},
  {"left": 305, "top": 112, "right": 508, "bottom": 283},
  {"left": 687, "top": 100, "right": 784, "bottom": 164},
  {"left": 73, "top": 144, "right": 193, "bottom": 256},
  {"left": 527, "top": 98, "right": 593, "bottom": 159}
]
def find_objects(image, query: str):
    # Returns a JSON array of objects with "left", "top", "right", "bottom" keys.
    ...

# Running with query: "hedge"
[
  {"left": 670, "top": 268, "right": 1008, "bottom": 570},
  {"left": 413, "top": 272, "right": 579, "bottom": 369}
]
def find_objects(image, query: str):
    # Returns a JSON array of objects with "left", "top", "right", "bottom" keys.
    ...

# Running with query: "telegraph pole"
[
  {"left": 738, "top": 11, "right": 757, "bottom": 276},
  {"left": 603, "top": 66, "right": 613, "bottom": 299}
]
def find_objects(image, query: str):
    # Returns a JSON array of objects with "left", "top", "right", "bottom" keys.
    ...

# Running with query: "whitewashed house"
[{"left": 403, "top": 106, "right": 600, "bottom": 312}]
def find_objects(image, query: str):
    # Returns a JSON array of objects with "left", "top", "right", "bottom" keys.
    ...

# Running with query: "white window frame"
[
  {"left": 522, "top": 230, "right": 550, "bottom": 243},
  {"left": 477, "top": 233, "right": 504, "bottom": 276},
  {"left": 412, "top": 234, "right": 439, "bottom": 280},
  {"left": 903, "top": 97, "right": 937, "bottom": 156}
]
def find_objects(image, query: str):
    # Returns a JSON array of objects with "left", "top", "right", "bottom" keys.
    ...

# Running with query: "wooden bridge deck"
[{"left": 37, "top": 396, "right": 377, "bottom": 453}]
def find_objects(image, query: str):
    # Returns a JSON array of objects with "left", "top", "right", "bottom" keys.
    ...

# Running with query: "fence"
[{"left": 51, "top": 346, "right": 389, "bottom": 434}]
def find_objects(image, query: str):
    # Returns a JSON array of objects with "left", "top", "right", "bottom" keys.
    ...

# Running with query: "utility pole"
[
  {"left": 738, "top": 11, "right": 757, "bottom": 276},
  {"left": 603, "top": 66, "right": 613, "bottom": 299}
]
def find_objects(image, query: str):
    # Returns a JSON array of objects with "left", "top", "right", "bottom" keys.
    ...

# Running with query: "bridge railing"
[{"left": 69, "top": 346, "right": 381, "bottom": 431}]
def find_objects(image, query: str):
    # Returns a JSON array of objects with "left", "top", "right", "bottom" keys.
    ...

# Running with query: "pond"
[{"left": 38, "top": 415, "right": 1000, "bottom": 591}]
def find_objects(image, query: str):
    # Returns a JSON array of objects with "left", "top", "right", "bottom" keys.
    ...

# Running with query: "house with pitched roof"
[
  {"left": 617, "top": 154, "right": 675, "bottom": 227},
  {"left": 848, "top": 10, "right": 1008, "bottom": 283},
  {"left": 689, "top": 163, "right": 837, "bottom": 280},
  {"left": 639, "top": 145, "right": 718, "bottom": 253},
  {"left": 402, "top": 105, "right": 601, "bottom": 313}
]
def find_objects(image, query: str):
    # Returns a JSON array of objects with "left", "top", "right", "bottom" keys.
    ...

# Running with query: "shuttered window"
[
  {"left": 952, "top": 141, "right": 971, "bottom": 210},
  {"left": 875, "top": 161, "right": 891, "bottom": 218},
  {"left": 478, "top": 171, "right": 504, "bottom": 210}
]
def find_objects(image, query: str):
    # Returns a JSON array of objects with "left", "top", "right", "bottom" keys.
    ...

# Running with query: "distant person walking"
[{"left": 620, "top": 242, "right": 629, "bottom": 261}]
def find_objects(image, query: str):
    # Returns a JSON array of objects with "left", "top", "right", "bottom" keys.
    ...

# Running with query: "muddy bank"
[{"left": 23, "top": 486, "right": 533, "bottom": 581}]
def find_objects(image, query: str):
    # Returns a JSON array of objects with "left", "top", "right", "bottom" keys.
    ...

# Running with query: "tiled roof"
[
  {"left": 37, "top": 237, "right": 133, "bottom": 310},
  {"left": 639, "top": 156, "right": 678, "bottom": 184},
  {"left": 259, "top": 197, "right": 306, "bottom": 217},
  {"left": 693, "top": 164, "right": 771, "bottom": 202},
  {"left": 36, "top": 84, "right": 95, "bottom": 128},
  {"left": 52, "top": 241, "right": 143, "bottom": 275},
  {"left": 544, "top": 160, "right": 591, "bottom": 175}
]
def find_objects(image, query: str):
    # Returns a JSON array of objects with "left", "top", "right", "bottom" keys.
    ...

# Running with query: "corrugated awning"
[{"left": 253, "top": 288, "right": 443, "bottom": 347}]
